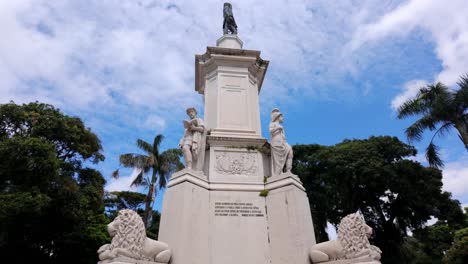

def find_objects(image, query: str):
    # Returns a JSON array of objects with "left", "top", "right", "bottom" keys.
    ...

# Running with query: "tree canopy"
[
  {"left": 0, "top": 102, "right": 109, "bottom": 264},
  {"left": 293, "top": 136, "right": 464, "bottom": 264}
]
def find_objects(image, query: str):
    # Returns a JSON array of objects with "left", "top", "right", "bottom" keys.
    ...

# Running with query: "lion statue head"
[
  {"left": 337, "top": 212, "right": 381, "bottom": 260},
  {"left": 107, "top": 209, "right": 149, "bottom": 261}
]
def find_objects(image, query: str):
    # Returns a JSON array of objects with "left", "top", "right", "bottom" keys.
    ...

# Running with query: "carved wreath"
[{"left": 215, "top": 152, "right": 258, "bottom": 175}]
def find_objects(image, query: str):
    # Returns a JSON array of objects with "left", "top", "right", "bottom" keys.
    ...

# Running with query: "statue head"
[
  {"left": 270, "top": 108, "right": 283, "bottom": 123},
  {"left": 223, "top": 2, "right": 233, "bottom": 17},
  {"left": 106, "top": 209, "right": 149, "bottom": 260},
  {"left": 186, "top": 107, "right": 197, "bottom": 119},
  {"left": 337, "top": 212, "right": 381, "bottom": 260}
]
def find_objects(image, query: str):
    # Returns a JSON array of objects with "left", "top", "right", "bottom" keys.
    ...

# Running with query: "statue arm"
[
  {"left": 269, "top": 123, "right": 283, "bottom": 135},
  {"left": 191, "top": 119, "right": 205, "bottom": 132},
  {"left": 191, "top": 125, "right": 204, "bottom": 133}
]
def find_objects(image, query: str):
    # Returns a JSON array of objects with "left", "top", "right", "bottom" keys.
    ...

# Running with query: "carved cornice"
[{"left": 195, "top": 46, "right": 269, "bottom": 94}]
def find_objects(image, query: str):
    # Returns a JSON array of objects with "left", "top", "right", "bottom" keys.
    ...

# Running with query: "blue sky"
[{"left": 1, "top": 0, "right": 467, "bottom": 215}]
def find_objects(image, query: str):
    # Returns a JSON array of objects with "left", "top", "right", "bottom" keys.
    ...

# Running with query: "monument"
[
  {"left": 96, "top": 3, "right": 383, "bottom": 264},
  {"left": 157, "top": 3, "right": 316, "bottom": 264}
]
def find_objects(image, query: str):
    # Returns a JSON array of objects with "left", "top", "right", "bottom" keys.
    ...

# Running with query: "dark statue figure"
[{"left": 223, "top": 3, "right": 237, "bottom": 35}]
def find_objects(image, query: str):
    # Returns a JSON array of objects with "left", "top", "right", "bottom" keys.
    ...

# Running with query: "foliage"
[
  {"left": 406, "top": 223, "right": 454, "bottom": 263},
  {"left": 146, "top": 211, "right": 162, "bottom": 240},
  {"left": 259, "top": 189, "right": 269, "bottom": 197},
  {"left": 113, "top": 134, "right": 183, "bottom": 227},
  {"left": 397, "top": 75, "right": 468, "bottom": 167},
  {"left": 104, "top": 191, "right": 146, "bottom": 218},
  {"left": 443, "top": 207, "right": 468, "bottom": 264},
  {"left": 293, "top": 136, "right": 464, "bottom": 263},
  {"left": 0, "top": 102, "right": 109, "bottom": 264},
  {"left": 293, "top": 143, "right": 331, "bottom": 242}
]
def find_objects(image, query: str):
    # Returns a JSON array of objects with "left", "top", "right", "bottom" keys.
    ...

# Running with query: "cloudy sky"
[{"left": 1, "top": 0, "right": 467, "bottom": 213}]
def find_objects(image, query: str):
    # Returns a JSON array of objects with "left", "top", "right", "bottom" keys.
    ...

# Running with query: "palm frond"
[
  {"left": 426, "top": 142, "right": 443, "bottom": 168},
  {"left": 405, "top": 115, "right": 437, "bottom": 142},
  {"left": 434, "top": 122, "right": 453, "bottom": 139},
  {"left": 153, "top": 134, "right": 164, "bottom": 156},
  {"left": 454, "top": 74, "right": 468, "bottom": 110},
  {"left": 419, "top": 83, "right": 451, "bottom": 103},
  {"left": 119, "top": 153, "right": 150, "bottom": 169},
  {"left": 423, "top": 122, "right": 453, "bottom": 168},
  {"left": 158, "top": 148, "right": 183, "bottom": 189},
  {"left": 137, "top": 139, "right": 153, "bottom": 155},
  {"left": 397, "top": 98, "right": 425, "bottom": 119},
  {"left": 130, "top": 169, "right": 146, "bottom": 187}
]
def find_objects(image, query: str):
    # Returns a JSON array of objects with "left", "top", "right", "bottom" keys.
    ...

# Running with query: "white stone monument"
[{"left": 158, "top": 31, "right": 316, "bottom": 264}]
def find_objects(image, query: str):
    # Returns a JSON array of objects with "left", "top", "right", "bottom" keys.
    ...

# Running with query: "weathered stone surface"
[
  {"left": 158, "top": 171, "right": 210, "bottom": 264},
  {"left": 159, "top": 168, "right": 316, "bottom": 264},
  {"left": 194, "top": 45, "right": 269, "bottom": 139}
]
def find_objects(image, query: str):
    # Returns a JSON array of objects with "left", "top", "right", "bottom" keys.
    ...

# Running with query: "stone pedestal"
[
  {"left": 158, "top": 35, "right": 316, "bottom": 264},
  {"left": 159, "top": 170, "right": 316, "bottom": 264},
  {"left": 216, "top": 34, "right": 243, "bottom": 49}
]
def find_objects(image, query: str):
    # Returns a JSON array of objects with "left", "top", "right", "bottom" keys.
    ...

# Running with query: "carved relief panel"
[{"left": 214, "top": 151, "right": 258, "bottom": 176}]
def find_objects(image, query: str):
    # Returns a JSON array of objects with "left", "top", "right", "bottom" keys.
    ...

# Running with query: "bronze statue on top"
[{"left": 223, "top": 3, "right": 237, "bottom": 35}]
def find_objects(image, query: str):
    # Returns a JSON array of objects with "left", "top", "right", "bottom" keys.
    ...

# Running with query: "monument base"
[{"left": 158, "top": 170, "right": 316, "bottom": 264}]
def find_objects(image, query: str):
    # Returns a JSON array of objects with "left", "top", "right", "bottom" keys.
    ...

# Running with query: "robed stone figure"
[{"left": 269, "top": 108, "right": 293, "bottom": 176}]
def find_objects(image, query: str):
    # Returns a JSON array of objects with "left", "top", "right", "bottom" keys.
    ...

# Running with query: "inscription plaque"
[{"left": 214, "top": 202, "right": 264, "bottom": 217}]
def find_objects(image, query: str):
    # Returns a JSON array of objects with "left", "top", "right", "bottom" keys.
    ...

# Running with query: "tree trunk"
[
  {"left": 143, "top": 182, "right": 154, "bottom": 228},
  {"left": 454, "top": 122, "right": 468, "bottom": 151}
]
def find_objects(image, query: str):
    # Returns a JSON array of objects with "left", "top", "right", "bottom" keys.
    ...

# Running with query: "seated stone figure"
[
  {"left": 97, "top": 209, "right": 172, "bottom": 264},
  {"left": 309, "top": 212, "right": 382, "bottom": 264}
]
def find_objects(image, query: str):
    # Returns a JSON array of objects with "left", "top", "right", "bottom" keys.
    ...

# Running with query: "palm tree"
[
  {"left": 112, "top": 134, "right": 183, "bottom": 227},
  {"left": 397, "top": 74, "right": 468, "bottom": 168}
]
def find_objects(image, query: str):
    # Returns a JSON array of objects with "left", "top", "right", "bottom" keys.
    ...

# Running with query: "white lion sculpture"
[
  {"left": 309, "top": 212, "right": 382, "bottom": 264},
  {"left": 97, "top": 209, "right": 172, "bottom": 264}
]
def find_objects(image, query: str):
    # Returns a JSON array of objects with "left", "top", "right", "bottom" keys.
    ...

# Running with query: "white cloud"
[
  {"left": 350, "top": 0, "right": 468, "bottom": 104},
  {"left": 0, "top": 0, "right": 403, "bottom": 115},
  {"left": 106, "top": 168, "right": 142, "bottom": 192},
  {"left": 442, "top": 155, "right": 468, "bottom": 198},
  {"left": 391, "top": 79, "right": 427, "bottom": 110},
  {"left": 143, "top": 115, "right": 167, "bottom": 131}
]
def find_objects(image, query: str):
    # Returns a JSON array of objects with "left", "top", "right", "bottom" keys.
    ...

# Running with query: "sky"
[{"left": 1, "top": 0, "right": 467, "bottom": 224}]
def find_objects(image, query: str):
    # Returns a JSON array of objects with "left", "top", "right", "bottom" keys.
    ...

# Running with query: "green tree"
[
  {"left": 292, "top": 144, "right": 331, "bottom": 242},
  {"left": 444, "top": 207, "right": 468, "bottom": 264},
  {"left": 105, "top": 191, "right": 146, "bottom": 211},
  {"left": 397, "top": 75, "right": 468, "bottom": 167},
  {"left": 104, "top": 191, "right": 146, "bottom": 218},
  {"left": 293, "top": 136, "right": 464, "bottom": 264},
  {"left": 113, "top": 134, "right": 182, "bottom": 227},
  {"left": 146, "top": 210, "right": 162, "bottom": 240},
  {"left": 0, "top": 102, "right": 108, "bottom": 264}
]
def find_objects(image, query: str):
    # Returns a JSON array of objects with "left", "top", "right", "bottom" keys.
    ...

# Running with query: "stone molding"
[
  {"left": 207, "top": 136, "right": 267, "bottom": 147},
  {"left": 167, "top": 170, "right": 305, "bottom": 192},
  {"left": 195, "top": 46, "right": 269, "bottom": 94}
]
